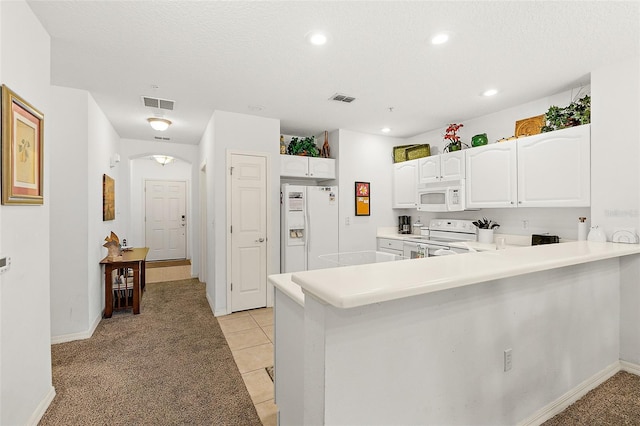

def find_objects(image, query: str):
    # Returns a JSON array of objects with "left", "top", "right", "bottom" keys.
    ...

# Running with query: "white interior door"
[
  {"left": 230, "top": 153, "right": 267, "bottom": 312},
  {"left": 145, "top": 180, "right": 187, "bottom": 261}
]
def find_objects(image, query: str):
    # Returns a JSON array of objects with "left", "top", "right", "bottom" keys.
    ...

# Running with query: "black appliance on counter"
[
  {"left": 398, "top": 215, "right": 411, "bottom": 234},
  {"left": 531, "top": 234, "right": 560, "bottom": 245}
]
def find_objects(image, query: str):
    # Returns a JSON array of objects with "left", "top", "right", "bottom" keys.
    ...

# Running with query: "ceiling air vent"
[
  {"left": 329, "top": 93, "right": 356, "bottom": 103},
  {"left": 154, "top": 136, "right": 171, "bottom": 141},
  {"left": 142, "top": 96, "right": 175, "bottom": 111}
]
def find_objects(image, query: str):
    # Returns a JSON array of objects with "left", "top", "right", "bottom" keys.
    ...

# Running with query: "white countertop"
[
  {"left": 277, "top": 241, "right": 640, "bottom": 309},
  {"left": 376, "top": 230, "right": 530, "bottom": 251}
]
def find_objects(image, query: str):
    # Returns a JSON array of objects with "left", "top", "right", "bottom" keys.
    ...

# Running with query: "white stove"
[{"left": 403, "top": 219, "right": 477, "bottom": 258}]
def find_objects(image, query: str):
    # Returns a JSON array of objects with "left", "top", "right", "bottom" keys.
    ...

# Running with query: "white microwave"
[{"left": 416, "top": 180, "right": 466, "bottom": 212}]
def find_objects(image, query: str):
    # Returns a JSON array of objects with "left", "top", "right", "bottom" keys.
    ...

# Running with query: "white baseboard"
[
  {"left": 51, "top": 313, "right": 101, "bottom": 344},
  {"left": 620, "top": 360, "right": 640, "bottom": 375},
  {"left": 518, "top": 361, "right": 620, "bottom": 426},
  {"left": 26, "top": 385, "right": 55, "bottom": 426}
]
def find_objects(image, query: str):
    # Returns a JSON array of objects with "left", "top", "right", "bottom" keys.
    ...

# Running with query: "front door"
[
  {"left": 145, "top": 180, "right": 187, "bottom": 261},
  {"left": 230, "top": 153, "right": 267, "bottom": 312}
]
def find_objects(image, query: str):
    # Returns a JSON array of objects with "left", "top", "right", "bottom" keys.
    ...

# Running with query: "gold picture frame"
[
  {"left": 1, "top": 84, "right": 44, "bottom": 205},
  {"left": 103, "top": 174, "right": 115, "bottom": 221}
]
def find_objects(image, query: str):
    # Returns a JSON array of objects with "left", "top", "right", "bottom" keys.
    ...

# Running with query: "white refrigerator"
[{"left": 281, "top": 184, "right": 339, "bottom": 273}]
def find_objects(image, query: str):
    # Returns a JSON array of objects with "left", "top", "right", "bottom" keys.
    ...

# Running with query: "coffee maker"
[{"left": 398, "top": 215, "right": 411, "bottom": 234}]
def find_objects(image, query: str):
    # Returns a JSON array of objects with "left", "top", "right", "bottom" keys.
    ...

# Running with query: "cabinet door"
[
  {"left": 441, "top": 151, "right": 465, "bottom": 181},
  {"left": 280, "top": 156, "right": 309, "bottom": 177},
  {"left": 466, "top": 141, "right": 517, "bottom": 208},
  {"left": 517, "top": 125, "right": 590, "bottom": 207},
  {"left": 417, "top": 156, "right": 440, "bottom": 184},
  {"left": 308, "top": 157, "right": 336, "bottom": 179},
  {"left": 393, "top": 160, "right": 418, "bottom": 208}
]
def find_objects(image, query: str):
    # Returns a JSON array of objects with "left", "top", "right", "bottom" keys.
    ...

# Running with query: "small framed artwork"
[
  {"left": 1, "top": 85, "right": 44, "bottom": 205},
  {"left": 103, "top": 174, "right": 115, "bottom": 221},
  {"left": 355, "top": 181, "right": 370, "bottom": 216}
]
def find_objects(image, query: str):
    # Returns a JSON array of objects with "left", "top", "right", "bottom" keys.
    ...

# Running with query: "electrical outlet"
[
  {"left": 522, "top": 220, "right": 529, "bottom": 230},
  {"left": 504, "top": 348, "right": 512, "bottom": 372},
  {"left": 345, "top": 216, "right": 350, "bottom": 225}
]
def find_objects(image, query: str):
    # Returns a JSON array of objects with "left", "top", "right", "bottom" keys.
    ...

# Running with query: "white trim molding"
[
  {"left": 51, "top": 313, "right": 102, "bottom": 344},
  {"left": 518, "top": 361, "right": 638, "bottom": 426},
  {"left": 26, "top": 386, "right": 55, "bottom": 426}
]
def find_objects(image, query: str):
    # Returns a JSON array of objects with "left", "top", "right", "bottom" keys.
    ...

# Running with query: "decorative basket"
[
  {"left": 393, "top": 144, "right": 431, "bottom": 163},
  {"left": 406, "top": 144, "right": 431, "bottom": 161}
]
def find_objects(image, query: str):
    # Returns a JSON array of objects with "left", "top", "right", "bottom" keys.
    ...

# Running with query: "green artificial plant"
[
  {"left": 287, "top": 136, "right": 319, "bottom": 157},
  {"left": 541, "top": 94, "right": 591, "bottom": 133}
]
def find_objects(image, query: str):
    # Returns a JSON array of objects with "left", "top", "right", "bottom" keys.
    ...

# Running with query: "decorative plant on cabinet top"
[
  {"left": 287, "top": 136, "right": 320, "bottom": 157},
  {"left": 542, "top": 94, "right": 590, "bottom": 133},
  {"left": 443, "top": 123, "right": 467, "bottom": 152}
]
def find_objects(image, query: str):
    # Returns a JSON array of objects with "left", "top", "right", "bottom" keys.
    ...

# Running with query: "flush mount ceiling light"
[
  {"left": 306, "top": 31, "right": 328, "bottom": 46},
  {"left": 381, "top": 127, "right": 391, "bottom": 133},
  {"left": 152, "top": 155, "right": 174, "bottom": 166},
  {"left": 482, "top": 89, "right": 499, "bottom": 97},
  {"left": 431, "top": 32, "right": 450, "bottom": 45},
  {"left": 147, "top": 117, "right": 172, "bottom": 131}
]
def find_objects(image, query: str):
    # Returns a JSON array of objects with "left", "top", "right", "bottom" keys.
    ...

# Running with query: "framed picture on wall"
[
  {"left": 355, "top": 181, "right": 370, "bottom": 216},
  {"left": 103, "top": 174, "right": 115, "bottom": 221},
  {"left": 1, "top": 84, "right": 44, "bottom": 205}
]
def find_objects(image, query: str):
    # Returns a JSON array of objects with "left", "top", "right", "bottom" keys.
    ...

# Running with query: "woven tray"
[
  {"left": 406, "top": 144, "right": 431, "bottom": 161},
  {"left": 393, "top": 144, "right": 415, "bottom": 163}
]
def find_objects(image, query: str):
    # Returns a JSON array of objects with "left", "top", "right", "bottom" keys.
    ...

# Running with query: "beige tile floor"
[{"left": 218, "top": 308, "right": 277, "bottom": 426}]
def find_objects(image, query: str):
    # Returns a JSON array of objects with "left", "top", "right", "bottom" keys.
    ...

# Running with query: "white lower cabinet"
[
  {"left": 377, "top": 238, "right": 404, "bottom": 256},
  {"left": 466, "top": 140, "right": 518, "bottom": 208},
  {"left": 392, "top": 159, "right": 418, "bottom": 208}
]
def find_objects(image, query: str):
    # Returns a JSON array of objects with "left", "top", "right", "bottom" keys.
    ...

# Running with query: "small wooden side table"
[{"left": 100, "top": 247, "right": 149, "bottom": 318}]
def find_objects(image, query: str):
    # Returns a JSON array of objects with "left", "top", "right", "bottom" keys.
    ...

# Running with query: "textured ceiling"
[{"left": 26, "top": 1, "right": 640, "bottom": 145}]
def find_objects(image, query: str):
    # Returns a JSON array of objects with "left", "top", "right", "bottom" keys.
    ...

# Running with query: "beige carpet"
[
  {"left": 544, "top": 371, "right": 640, "bottom": 425},
  {"left": 39, "top": 279, "right": 262, "bottom": 426}
]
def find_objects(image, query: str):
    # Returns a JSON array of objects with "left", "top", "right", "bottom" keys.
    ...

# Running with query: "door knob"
[{"left": 256, "top": 237, "right": 265, "bottom": 243}]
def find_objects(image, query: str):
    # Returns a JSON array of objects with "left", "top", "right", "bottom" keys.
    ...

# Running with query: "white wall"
[
  {"left": 0, "top": 1, "right": 54, "bottom": 424},
  {"left": 87, "top": 95, "right": 124, "bottom": 326},
  {"left": 334, "top": 129, "right": 408, "bottom": 252},
  {"left": 49, "top": 87, "right": 122, "bottom": 343},
  {"left": 119, "top": 139, "right": 199, "bottom": 276},
  {"left": 591, "top": 57, "right": 640, "bottom": 238},
  {"left": 50, "top": 86, "right": 90, "bottom": 338},
  {"left": 201, "top": 110, "right": 280, "bottom": 315}
]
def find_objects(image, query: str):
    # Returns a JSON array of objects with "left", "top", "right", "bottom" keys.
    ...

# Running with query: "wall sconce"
[
  {"left": 110, "top": 153, "right": 121, "bottom": 168},
  {"left": 153, "top": 155, "right": 174, "bottom": 166},
  {"left": 147, "top": 117, "right": 172, "bottom": 131}
]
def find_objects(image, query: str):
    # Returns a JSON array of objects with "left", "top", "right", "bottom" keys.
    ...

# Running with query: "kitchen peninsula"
[{"left": 269, "top": 241, "right": 640, "bottom": 425}]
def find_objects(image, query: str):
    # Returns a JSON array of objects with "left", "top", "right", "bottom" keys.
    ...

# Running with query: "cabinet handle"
[
  {"left": 518, "top": 201, "right": 522, "bottom": 204},
  {"left": 511, "top": 201, "right": 514, "bottom": 204}
]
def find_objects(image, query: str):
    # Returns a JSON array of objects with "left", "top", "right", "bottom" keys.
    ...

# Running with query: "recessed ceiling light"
[
  {"left": 431, "top": 33, "right": 449, "bottom": 45},
  {"left": 306, "top": 31, "right": 328, "bottom": 46},
  {"left": 381, "top": 127, "right": 391, "bottom": 133},
  {"left": 482, "top": 89, "right": 499, "bottom": 97}
]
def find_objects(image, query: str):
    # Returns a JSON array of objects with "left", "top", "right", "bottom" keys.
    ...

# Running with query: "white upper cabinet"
[
  {"left": 308, "top": 157, "right": 336, "bottom": 179},
  {"left": 280, "top": 156, "right": 335, "bottom": 179},
  {"left": 466, "top": 140, "right": 518, "bottom": 208},
  {"left": 517, "top": 124, "right": 590, "bottom": 207},
  {"left": 465, "top": 125, "right": 591, "bottom": 209},
  {"left": 418, "top": 151, "right": 465, "bottom": 184},
  {"left": 393, "top": 159, "right": 418, "bottom": 208}
]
